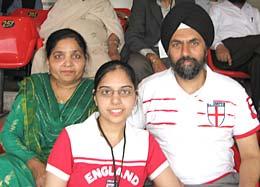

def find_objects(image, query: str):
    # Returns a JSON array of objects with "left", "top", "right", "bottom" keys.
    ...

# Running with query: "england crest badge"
[{"left": 207, "top": 101, "right": 225, "bottom": 127}]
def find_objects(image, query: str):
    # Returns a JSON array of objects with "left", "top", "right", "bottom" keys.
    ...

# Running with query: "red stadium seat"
[
  {"left": 10, "top": 8, "right": 49, "bottom": 28},
  {"left": 232, "top": 145, "right": 241, "bottom": 172},
  {"left": 0, "top": 16, "right": 40, "bottom": 68},
  {"left": 207, "top": 50, "right": 250, "bottom": 79},
  {"left": 114, "top": 8, "right": 131, "bottom": 31},
  {"left": 0, "top": 16, "right": 41, "bottom": 116}
]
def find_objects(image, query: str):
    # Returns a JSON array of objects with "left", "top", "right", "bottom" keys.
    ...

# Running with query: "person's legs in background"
[
  {"left": 212, "top": 35, "right": 260, "bottom": 118},
  {"left": 127, "top": 52, "right": 153, "bottom": 83},
  {"left": 249, "top": 52, "right": 260, "bottom": 118},
  {"left": 127, "top": 52, "right": 171, "bottom": 83}
]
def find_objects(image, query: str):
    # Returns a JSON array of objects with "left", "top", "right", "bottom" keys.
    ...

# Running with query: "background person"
[
  {"left": 0, "top": 28, "right": 96, "bottom": 187},
  {"left": 209, "top": 0, "right": 260, "bottom": 118},
  {"left": 0, "top": 0, "right": 43, "bottom": 15}
]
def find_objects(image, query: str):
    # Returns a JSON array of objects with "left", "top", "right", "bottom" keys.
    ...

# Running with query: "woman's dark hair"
[
  {"left": 93, "top": 60, "right": 138, "bottom": 93},
  {"left": 45, "top": 28, "right": 88, "bottom": 60}
]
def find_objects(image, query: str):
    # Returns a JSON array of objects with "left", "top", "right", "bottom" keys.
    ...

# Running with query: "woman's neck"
[
  {"left": 98, "top": 118, "right": 125, "bottom": 147},
  {"left": 51, "top": 77, "right": 80, "bottom": 90},
  {"left": 51, "top": 77, "right": 80, "bottom": 104}
]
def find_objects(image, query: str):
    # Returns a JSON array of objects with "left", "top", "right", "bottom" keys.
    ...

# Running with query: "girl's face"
[
  {"left": 47, "top": 38, "right": 86, "bottom": 85},
  {"left": 94, "top": 68, "right": 136, "bottom": 126}
]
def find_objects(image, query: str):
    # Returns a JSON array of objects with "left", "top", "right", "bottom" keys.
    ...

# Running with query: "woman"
[
  {"left": 0, "top": 28, "right": 96, "bottom": 186},
  {"left": 31, "top": 0, "right": 124, "bottom": 78},
  {"left": 45, "top": 60, "right": 182, "bottom": 187}
]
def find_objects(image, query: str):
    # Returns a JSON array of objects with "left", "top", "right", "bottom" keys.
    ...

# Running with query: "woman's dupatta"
[{"left": 21, "top": 73, "right": 96, "bottom": 162}]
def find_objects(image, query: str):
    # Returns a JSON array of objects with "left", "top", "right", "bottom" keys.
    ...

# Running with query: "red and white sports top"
[{"left": 47, "top": 112, "right": 169, "bottom": 187}]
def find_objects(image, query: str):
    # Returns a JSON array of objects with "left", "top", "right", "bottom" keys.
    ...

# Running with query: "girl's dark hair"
[
  {"left": 45, "top": 28, "right": 88, "bottom": 59},
  {"left": 93, "top": 60, "right": 138, "bottom": 93}
]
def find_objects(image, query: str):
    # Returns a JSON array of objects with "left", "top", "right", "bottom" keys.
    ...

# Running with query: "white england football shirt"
[{"left": 128, "top": 66, "right": 260, "bottom": 184}]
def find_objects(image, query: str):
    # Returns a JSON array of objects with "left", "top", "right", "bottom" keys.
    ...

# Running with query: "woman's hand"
[{"left": 27, "top": 158, "right": 46, "bottom": 187}]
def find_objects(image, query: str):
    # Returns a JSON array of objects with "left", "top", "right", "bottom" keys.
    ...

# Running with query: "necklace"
[{"left": 97, "top": 118, "right": 126, "bottom": 187}]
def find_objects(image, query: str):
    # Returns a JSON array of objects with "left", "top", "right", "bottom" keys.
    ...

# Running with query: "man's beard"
[
  {"left": 171, "top": 55, "right": 206, "bottom": 80},
  {"left": 228, "top": 0, "right": 246, "bottom": 4}
]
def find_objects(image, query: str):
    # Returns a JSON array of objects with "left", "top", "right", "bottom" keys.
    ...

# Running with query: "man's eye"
[
  {"left": 190, "top": 40, "right": 199, "bottom": 46},
  {"left": 171, "top": 43, "right": 180, "bottom": 48}
]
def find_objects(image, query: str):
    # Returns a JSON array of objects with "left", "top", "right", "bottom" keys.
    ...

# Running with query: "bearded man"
[
  {"left": 128, "top": 2, "right": 260, "bottom": 186},
  {"left": 209, "top": 0, "right": 260, "bottom": 118}
]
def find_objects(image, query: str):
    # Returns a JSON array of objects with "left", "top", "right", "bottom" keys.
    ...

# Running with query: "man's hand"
[
  {"left": 107, "top": 33, "right": 121, "bottom": 60},
  {"left": 108, "top": 47, "right": 121, "bottom": 60},
  {"left": 116, "top": 11, "right": 129, "bottom": 20},
  {"left": 146, "top": 53, "right": 167, "bottom": 73},
  {"left": 27, "top": 158, "right": 46, "bottom": 187},
  {"left": 216, "top": 44, "right": 232, "bottom": 66}
]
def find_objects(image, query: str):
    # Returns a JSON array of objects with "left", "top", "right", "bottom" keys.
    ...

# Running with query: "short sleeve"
[
  {"left": 46, "top": 129, "right": 73, "bottom": 181},
  {"left": 146, "top": 134, "right": 169, "bottom": 180},
  {"left": 233, "top": 92, "right": 260, "bottom": 139}
]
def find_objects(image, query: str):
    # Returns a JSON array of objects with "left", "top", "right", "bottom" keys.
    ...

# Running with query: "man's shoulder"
[
  {"left": 139, "top": 69, "right": 172, "bottom": 89},
  {"left": 208, "top": 69, "right": 245, "bottom": 92}
]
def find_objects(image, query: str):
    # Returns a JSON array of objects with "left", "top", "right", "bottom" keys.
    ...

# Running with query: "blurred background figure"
[
  {"left": 109, "top": 0, "right": 133, "bottom": 9},
  {"left": 0, "top": 0, "right": 43, "bottom": 15},
  {"left": 31, "top": 0, "right": 124, "bottom": 78},
  {"left": 41, "top": 0, "right": 55, "bottom": 10},
  {"left": 209, "top": 0, "right": 260, "bottom": 117}
]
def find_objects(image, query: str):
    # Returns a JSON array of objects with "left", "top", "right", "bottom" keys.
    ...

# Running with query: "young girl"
[{"left": 45, "top": 60, "right": 182, "bottom": 187}]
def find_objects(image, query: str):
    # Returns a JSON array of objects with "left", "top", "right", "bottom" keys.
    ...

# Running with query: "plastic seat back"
[
  {"left": 0, "top": 16, "right": 39, "bottom": 69},
  {"left": 10, "top": 8, "right": 49, "bottom": 28},
  {"left": 207, "top": 50, "right": 250, "bottom": 79}
]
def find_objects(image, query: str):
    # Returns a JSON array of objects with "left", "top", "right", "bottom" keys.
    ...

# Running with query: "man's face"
[{"left": 168, "top": 28, "right": 207, "bottom": 80}]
